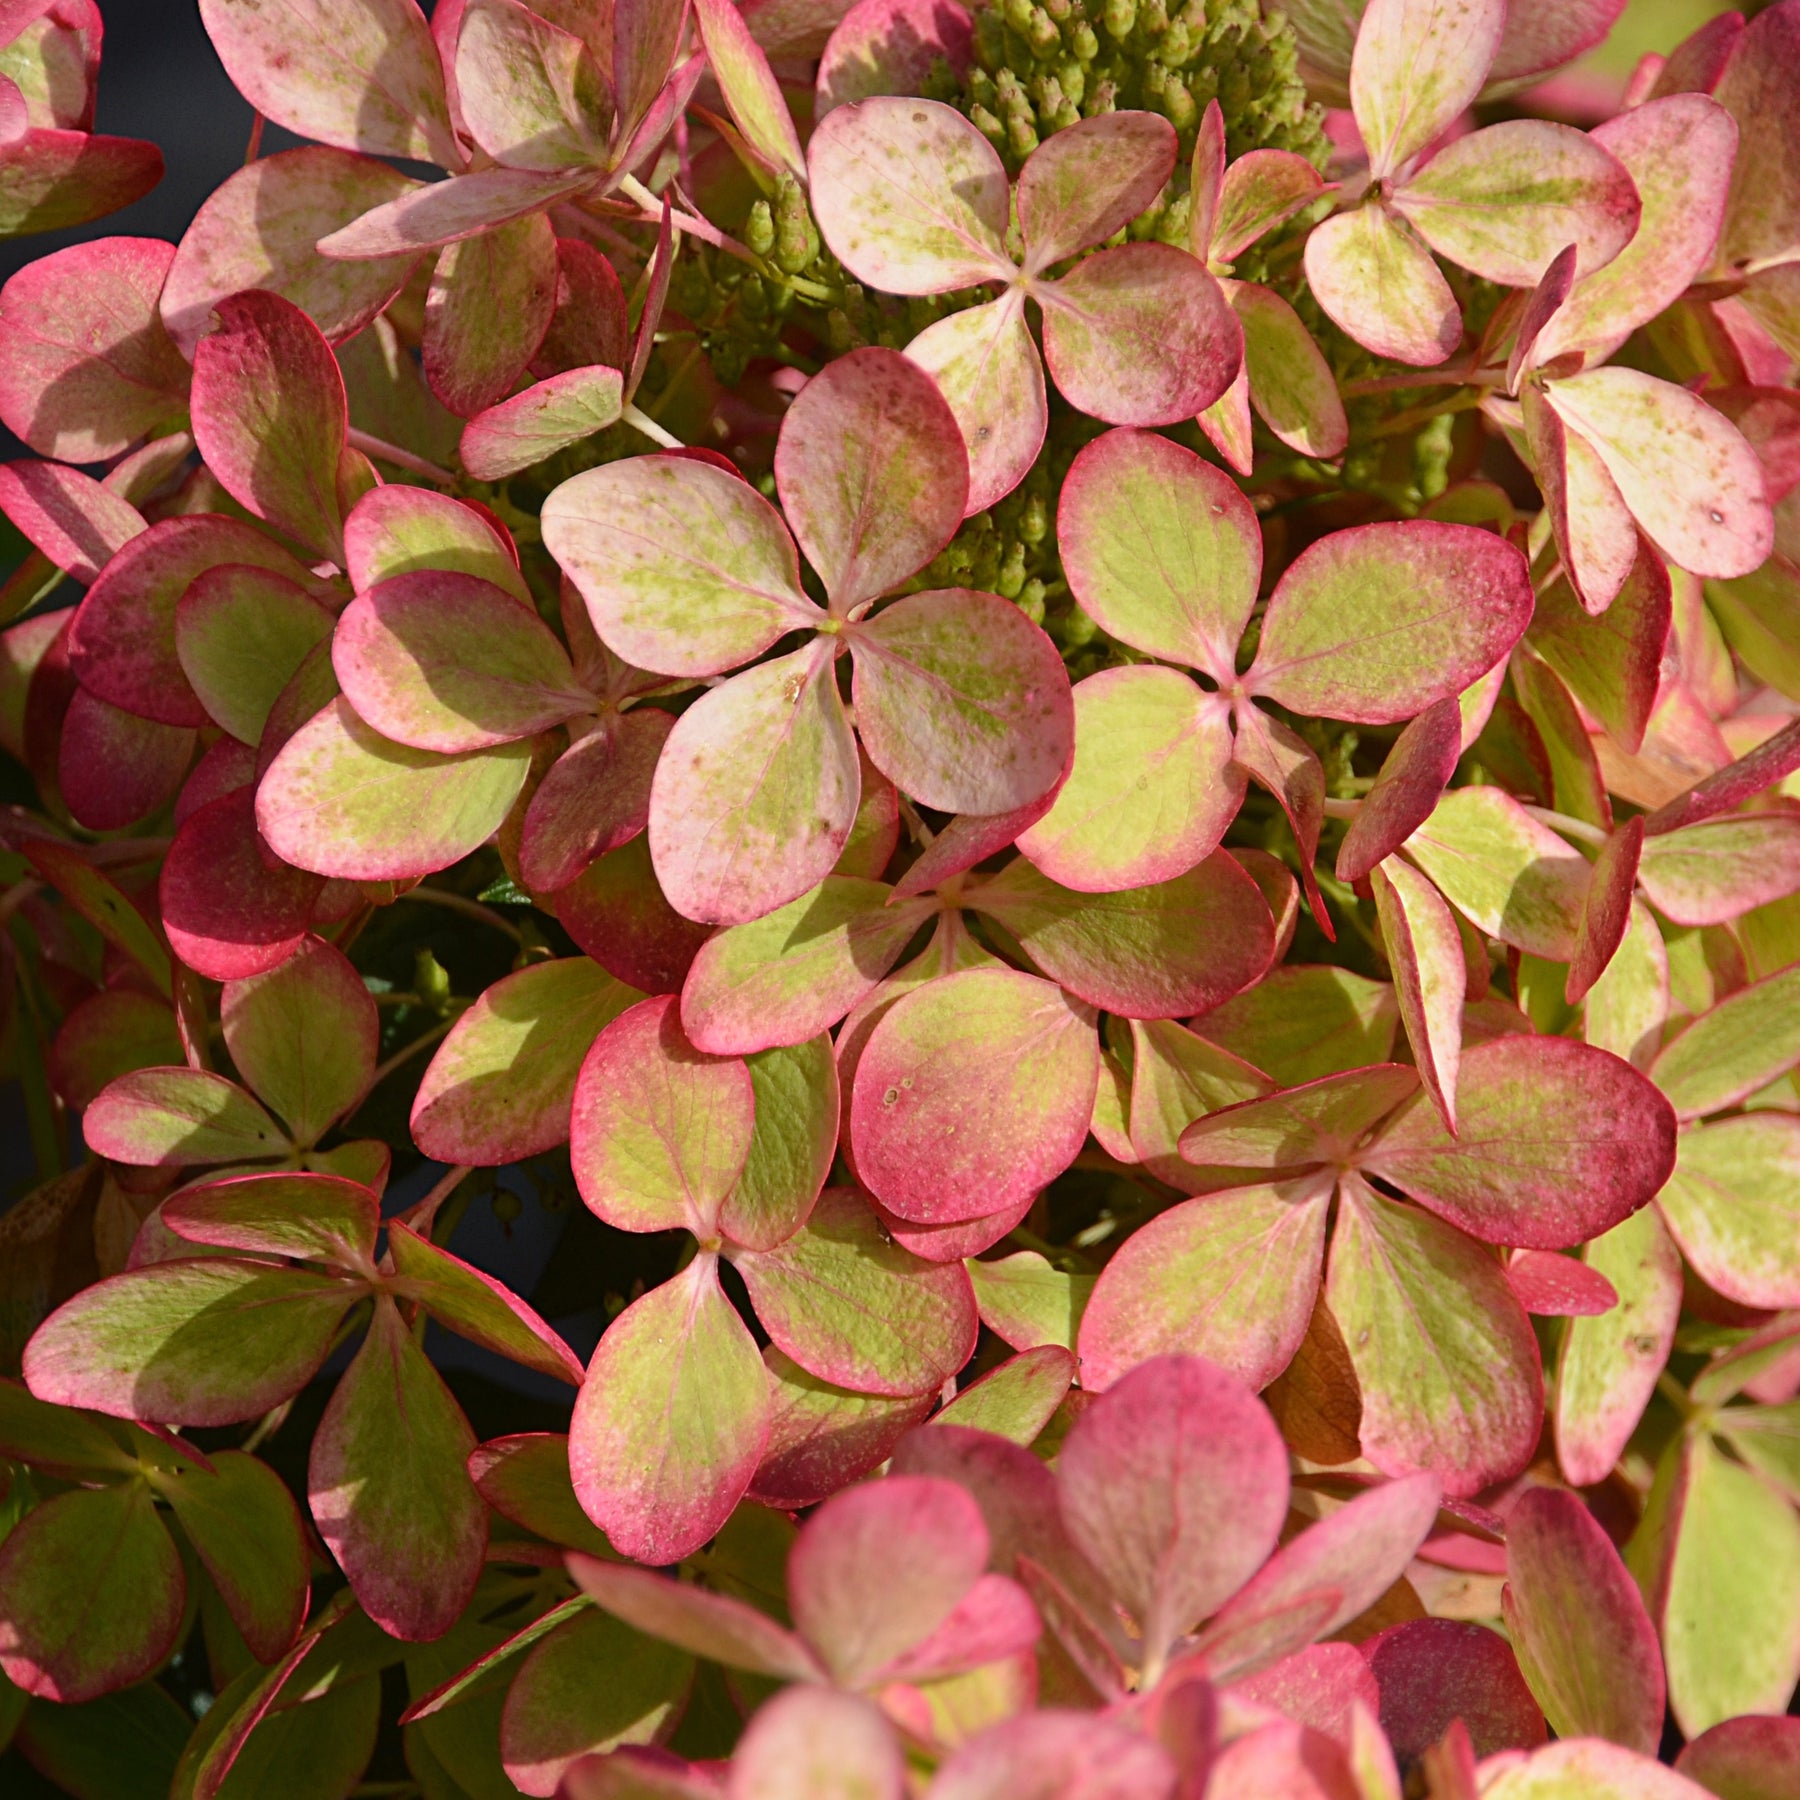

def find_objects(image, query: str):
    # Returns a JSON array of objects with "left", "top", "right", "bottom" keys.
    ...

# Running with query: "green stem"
[
  {"left": 622, "top": 402, "right": 684, "bottom": 450},
  {"left": 367, "top": 1015, "right": 458, "bottom": 1091},
  {"left": 394, "top": 886, "right": 524, "bottom": 943}
]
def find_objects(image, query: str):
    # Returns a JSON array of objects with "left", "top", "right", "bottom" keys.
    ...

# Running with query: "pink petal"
[
  {"left": 307, "top": 1295, "right": 485, "bottom": 1641},
  {"left": 970, "top": 849, "right": 1277, "bottom": 1019},
  {"left": 1361, "top": 1619, "right": 1546, "bottom": 1762},
  {"left": 58, "top": 685, "right": 192, "bottom": 832},
  {"left": 198, "top": 0, "right": 457, "bottom": 165},
  {"left": 1038, "top": 242, "right": 1239, "bottom": 426},
  {"left": 849, "top": 967, "right": 1098, "bottom": 1226},
  {"left": 1178, "top": 1064, "right": 1418, "bottom": 1173},
  {"left": 693, "top": 0, "right": 806, "bottom": 184},
  {"left": 1351, "top": 0, "right": 1505, "bottom": 180},
  {"left": 773, "top": 345, "right": 967, "bottom": 612},
  {"left": 807, "top": 95, "right": 1014, "bottom": 293},
  {"left": 570, "top": 1553, "right": 821, "bottom": 1680},
  {"left": 1362, "top": 1034, "right": 1678, "bottom": 1249},
  {"left": 160, "top": 788, "right": 323, "bottom": 982},
  {"left": 1543, "top": 367, "right": 1773, "bottom": 581},
  {"left": 874, "top": 1571, "right": 1040, "bottom": 1683},
  {"left": 161, "top": 1171, "right": 379, "bottom": 1270},
  {"left": 789, "top": 1474, "right": 988, "bottom": 1685},
  {"left": 870, "top": 1189, "right": 1036, "bottom": 1264},
  {"left": 68, "top": 515, "right": 320, "bottom": 730},
  {"left": 459, "top": 364, "right": 624, "bottom": 481},
  {"left": 1506, "top": 1250, "right": 1618, "bottom": 1317},
  {"left": 1525, "top": 548, "right": 1669, "bottom": 754},
  {"left": 422, "top": 209, "right": 561, "bottom": 417},
  {"left": 929, "top": 1711, "right": 1178, "bottom": 1800},
  {"left": 816, "top": 0, "right": 974, "bottom": 116},
  {"left": 0, "top": 128, "right": 163, "bottom": 240},
  {"left": 749, "top": 1348, "right": 936, "bottom": 1509},
  {"left": 345, "top": 483, "right": 531, "bottom": 603},
  {"left": 1016, "top": 111, "right": 1177, "bottom": 273},
  {"left": 569, "top": 1255, "right": 771, "bottom": 1565},
  {"left": 332, "top": 570, "right": 586, "bottom": 752},
  {"left": 1676, "top": 1716, "right": 1800, "bottom": 1798},
  {"left": 1059, "top": 1354, "right": 1290, "bottom": 1664},
  {"left": 1199, "top": 1473, "right": 1442, "bottom": 1681},
  {"left": 1304, "top": 205, "right": 1460, "bottom": 367},
  {"left": 1394, "top": 120, "right": 1640, "bottom": 288},
  {"left": 1235, "top": 281, "right": 1349, "bottom": 461},
  {"left": 48, "top": 988, "right": 182, "bottom": 1112},
  {"left": 1055, "top": 425, "right": 1261, "bottom": 676},
  {"left": 0, "top": 236, "right": 189, "bottom": 461},
  {"left": 555, "top": 836, "right": 714, "bottom": 995},
  {"left": 1714, "top": 0, "right": 1800, "bottom": 267},
  {"left": 904, "top": 293, "right": 1046, "bottom": 515},
  {"left": 891, "top": 783, "right": 1067, "bottom": 899},
  {"left": 1226, "top": 1653, "right": 1380, "bottom": 1748},
  {"left": 1565, "top": 814, "right": 1642, "bottom": 1005},
  {"left": 1370, "top": 858, "right": 1465, "bottom": 1133},
  {"left": 1250, "top": 521, "right": 1532, "bottom": 724},
  {"left": 850, "top": 586, "right": 1073, "bottom": 813},
  {"left": 1506, "top": 243, "right": 1579, "bottom": 394},
  {"left": 1521, "top": 385, "right": 1640, "bottom": 615},
  {"left": 570, "top": 994, "right": 755, "bottom": 1238},
  {"left": 521, "top": 709, "right": 670, "bottom": 891},
  {"left": 541, "top": 452, "right": 817, "bottom": 680},
  {"left": 1536, "top": 96, "right": 1738, "bottom": 363},
  {"left": 648, "top": 643, "right": 860, "bottom": 926},
  {"left": 1335, "top": 699, "right": 1461, "bottom": 883},
  {"left": 1077, "top": 1178, "right": 1331, "bottom": 1396},
  {"left": 0, "top": 459, "right": 143, "bottom": 584},
  {"left": 320, "top": 165, "right": 591, "bottom": 260},
  {"left": 161, "top": 145, "right": 422, "bottom": 357},
  {"left": 728, "top": 1687, "right": 905, "bottom": 1800},
  {"left": 454, "top": 0, "right": 609, "bottom": 173}
]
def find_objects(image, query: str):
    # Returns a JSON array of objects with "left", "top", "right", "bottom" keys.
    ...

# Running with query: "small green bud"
[
  {"left": 1069, "top": 21, "right": 1099, "bottom": 60},
  {"left": 745, "top": 199, "right": 775, "bottom": 258},
  {"left": 491, "top": 1188, "right": 523, "bottom": 1227},
  {"left": 1017, "top": 578, "right": 1047, "bottom": 625},
  {"left": 773, "top": 173, "right": 820, "bottom": 275},
  {"left": 1020, "top": 489, "right": 1049, "bottom": 545},
  {"left": 996, "top": 540, "right": 1027, "bottom": 599},
  {"left": 414, "top": 947, "right": 451, "bottom": 1014},
  {"left": 1104, "top": 0, "right": 1136, "bottom": 42},
  {"left": 1061, "top": 603, "right": 1101, "bottom": 649}
]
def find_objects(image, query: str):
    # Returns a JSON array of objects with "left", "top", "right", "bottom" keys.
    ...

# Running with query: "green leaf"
[
  {"left": 1325, "top": 1177, "right": 1543, "bottom": 1498},
  {"left": 1583, "top": 897, "right": 1667, "bottom": 1072},
  {"left": 21, "top": 841, "right": 172, "bottom": 997},
  {"left": 1192, "top": 964, "right": 1399, "bottom": 1087},
  {"left": 972, "top": 850, "right": 1276, "bottom": 1019},
  {"left": 387, "top": 1221, "right": 585, "bottom": 1386},
  {"left": 1077, "top": 1177, "right": 1332, "bottom": 1395},
  {"left": 1402, "top": 786, "right": 1589, "bottom": 961},
  {"left": 1641, "top": 1431, "right": 1800, "bottom": 1738},
  {"left": 256, "top": 697, "right": 533, "bottom": 882},
  {"left": 500, "top": 1606, "right": 695, "bottom": 1797},
  {"left": 1715, "top": 1403, "right": 1800, "bottom": 1508},
  {"left": 412, "top": 956, "right": 640, "bottom": 1165},
  {"left": 151, "top": 1449, "right": 308, "bottom": 1665},
  {"left": 680, "top": 877, "right": 933, "bottom": 1057},
  {"left": 11, "top": 1679, "right": 191, "bottom": 1800},
  {"left": 23, "top": 1259, "right": 362, "bottom": 1426},
  {"left": 933, "top": 1345, "right": 1075, "bottom": 1445},
  {"left": 541, "top": 455, "right": 816, "bottom": 679},
  {"left": 730, "top": 1187, "right": 977, "bottom": 1397},
  {"left": 569, "top": 1254, "right": 771, "bottom": 1566},
  {"left": 720, "top": 1036, "right": 840, "bottom": 1253},
  {"left": 1053, "top": 422, "right": 1261, "bottom": 676},
  {"left": 570, "top": 995, "right": 756, "bottom": 1238},
  {"left": 220, "top": 937, "right": 377, "bottom": 1147},
  {"left": 1553, "top": 1205, "right": 1682, "bottom": 1488},
  {"left": 309, "top": 1296, "right": 484, "bottom": 1644},
  {"left": 966, "top": 1252, "right": 1095, "bottom": 1355},
  {"left": 0, "top": 1377, "right": 137, "bottom": 1478},
  {"left": 468, "top": 1435, "right": 614, "bottom": 1558},
  {"left": 1014, "top": 665, "right": 1241, "bottom": 893},
  {"left": 173, "top": 564, "right": 335, "bottom": 748},
  {"left": 1249, "top": 521, "right": 1531, "bottom": 725},
  {"left": 1125, "top": 1015, "right": 1273, "bottom": 1192},
  {"left": 1651, "top": 964, "right": 1800, "bottom": 1120},
  {"left": 0, "top": 1480, "right": 184, "bottom": 1702},
  {"left": 1655, "top": 1114, "right": 1800, "bottom": 1311}
]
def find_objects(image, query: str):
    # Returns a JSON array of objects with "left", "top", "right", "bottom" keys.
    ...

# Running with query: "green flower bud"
[
  {"left": 773, "top": 172, "right": 820, "bottom": 275},
  {"left": 745, "top": 199, "right": 775, "bottom": 259}
]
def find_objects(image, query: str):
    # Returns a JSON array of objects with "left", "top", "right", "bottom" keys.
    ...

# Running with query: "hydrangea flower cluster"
[{"left": 0, "top": 0, "right": 1799, "bottom": 1795}]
